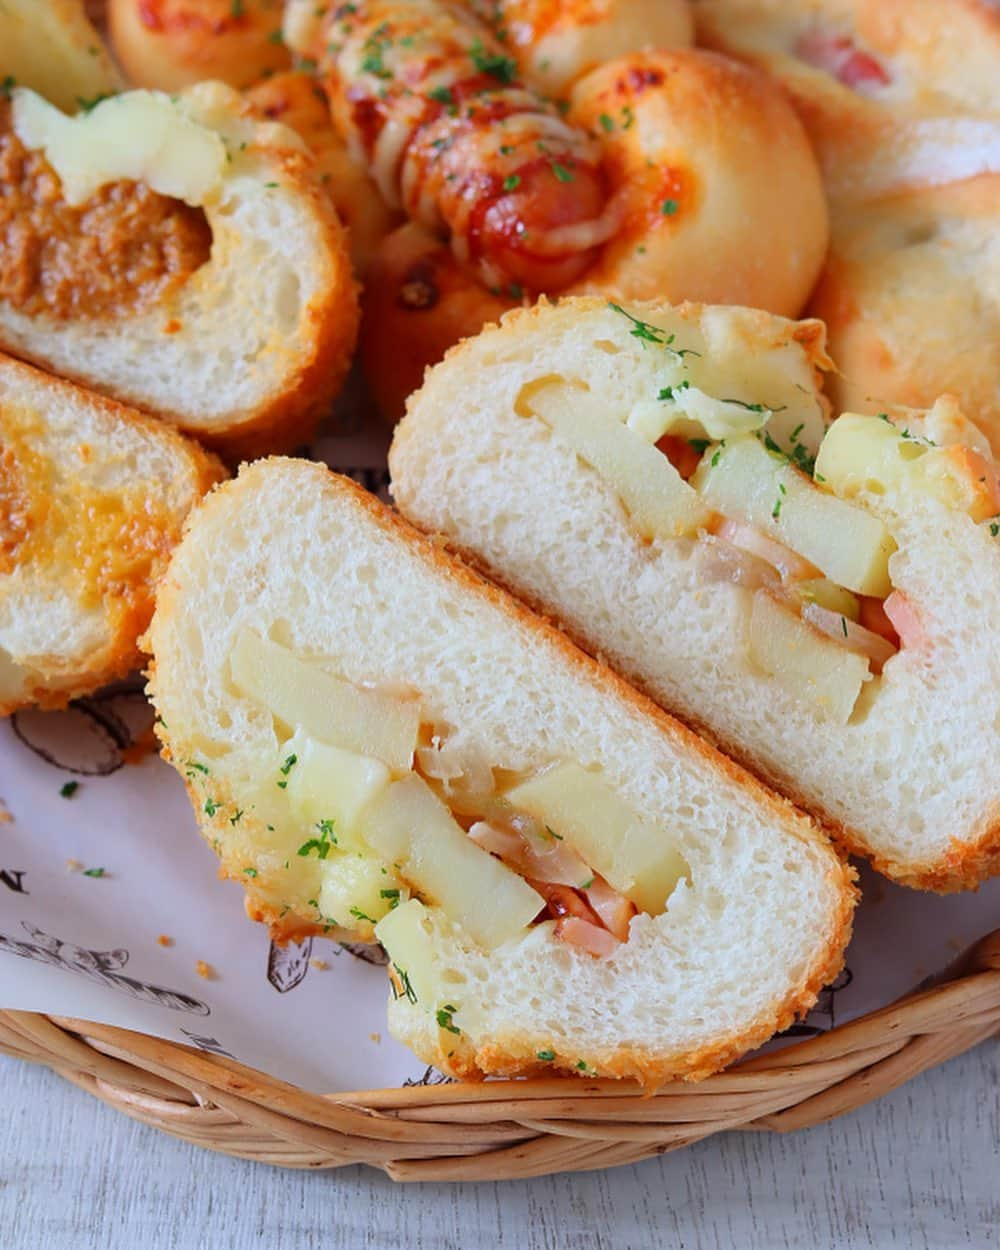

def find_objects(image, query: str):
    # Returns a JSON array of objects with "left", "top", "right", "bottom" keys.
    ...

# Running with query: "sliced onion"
[
  {"left": 698, "top": 533, "right": 777, "bottom": 591},
  {"left": 716, "top": 519, "right": 819, "bottom": 582},
  {"left": 801, "top": 602, "right": 897, "bottom": 670},
  {"left": 584, "top": 876, "right": 636, "bottom": 942},
  {"left": 468, "top": 821, "right": 592, "bottom": 887},
  {"left": 884, "top": 592, "right": 925, "bottom": 650},
  {"left": 555, "top": 916, "right": 620, "bottom": 959}
]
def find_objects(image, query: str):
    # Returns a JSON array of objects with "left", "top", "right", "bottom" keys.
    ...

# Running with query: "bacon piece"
[
  {"left": 554, "top": 916, "right": 620, "bottom": 958},
  {"left": 795, "top": 29, "right": 891, "bottom": 94},
  {"left": 883, "top": 591, "right": 925, "bottom": 650},
  {"left": 584, "top": 875, "right": 636, "bottom": 942},
  {"left": 307, "top": 0, "right": 614, "bottom": 292}
]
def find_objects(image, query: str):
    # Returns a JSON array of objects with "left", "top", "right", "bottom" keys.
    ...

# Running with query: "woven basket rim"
[{"left": 2, "top": 925, "right": 997, "bottom": 1181}]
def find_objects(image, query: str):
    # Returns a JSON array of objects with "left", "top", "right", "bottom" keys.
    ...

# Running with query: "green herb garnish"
[
  {"left": 83, "top": 867, "right": 106, "bottom": 878},
  {"left": 436, "top": 1004, "right": 461, "bottom": 1034},
  {"left": 469, "top": 39, "right": 517, "bottom": 83},
  {"left": 536, "top": 1049, "right": 555, "bottom": 1061},
  {"left": 60, "top": 781, "right": 79, "bottom": 799}
]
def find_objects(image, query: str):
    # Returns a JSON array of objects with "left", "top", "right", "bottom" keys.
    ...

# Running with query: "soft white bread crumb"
[
  {"left": 0, "top": 351, "right": 224, "bottom": 712},
  {"left": 147, "top": 460, "right": 855, "bottom": 1085},
  {"left": 391, "top": 297, "right": 1000, "bottom": 891},
  {"left": 0, "top": 85, "right": 358, "bottom": 460}
]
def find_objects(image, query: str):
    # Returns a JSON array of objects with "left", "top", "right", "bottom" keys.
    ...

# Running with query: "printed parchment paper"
[{"left": 0, "top": 400, "right": 996, "bottom": 1093}]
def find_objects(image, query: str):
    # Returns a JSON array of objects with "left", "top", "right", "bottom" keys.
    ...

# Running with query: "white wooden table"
[{"left": 1, "top": 1042, "right": 996, "bottom": 1250}]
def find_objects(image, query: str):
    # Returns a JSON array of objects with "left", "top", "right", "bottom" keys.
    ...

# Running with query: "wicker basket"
[{"left": 0, "top": 927, "right": 996, "bottom": 1181}]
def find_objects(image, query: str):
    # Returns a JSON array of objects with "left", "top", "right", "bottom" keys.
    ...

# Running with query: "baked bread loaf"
[
  {"left": 0, "top": 83, "right": 358, "bottom": 459},
  {"left": 108, "top": 0, "right": 291, "bottom": 92},
  {"left": 147, "top": 459, "right": 854, "bottom": 1086},
  {"left": 391, "top": 297, "right": 1000, "bottom": 891},
  {"left": 0, "top": 0, "right": 123, "bottom": 115},
  {"left": 808, "top": 175, "right": 1000, "bottom": 455},
  {"left": 0, "top": 351, "right": 224, "bottom": 713}
]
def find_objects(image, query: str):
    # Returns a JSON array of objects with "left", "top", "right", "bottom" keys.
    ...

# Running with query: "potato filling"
[
  {"left": 518, "top": 312, "right": 1000, "bottom": 723},
  {"left": 226, "top": 632, "right": 688, "bottom": 969}
]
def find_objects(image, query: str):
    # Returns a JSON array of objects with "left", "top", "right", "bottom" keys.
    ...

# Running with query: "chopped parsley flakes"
[
  {"left": 536, "top": 1049, "right": 555, "bottom": 1061},
  {"left": 297, "top": 820, "right": 337, "bottom": 860},
  {"left": 60, "top": 781, "right": 79, "bottom": 799},
  {"left": 436, "top": 1004, "right": 461, "bottom": 1034},
  {"left": 83, "top": 867, "right": 106, "bottom": 879},
  {"left": 469, "top": 39, "right": 518, "bottom": 83}
]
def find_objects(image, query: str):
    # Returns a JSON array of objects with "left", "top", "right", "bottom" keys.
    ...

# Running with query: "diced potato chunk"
[
  {"left": 230, "top": 631, "right": 420, "bottom": 773},
  {"left": 815, "top": 414, "right": 1000, "bottom": 523},
  {"left": 505, "top": 764, "right": 689, "bottom": 915},
  {"left": 524, "top": 381, "right": 712, "bottom": 540},
  {"left": 364, "top": 775, "right": 544, "bottom": 949},
  {"left": 792, "top": 579, "right": 860, "bottom": 622},
  {"left": 748, "top": 592, "right": 869, "bottom": 724},
  {"left": 375, "top": 899, "right": 445, "bottom": 1009},
  {"left": 284, "top": 731, "right": 390, "bottom": 854},
  {"left": 693, "top": 437, "right": 896, "bottom": 596},
  {"left": 319, "top": 854, "right": 402, "bottom": 931}
]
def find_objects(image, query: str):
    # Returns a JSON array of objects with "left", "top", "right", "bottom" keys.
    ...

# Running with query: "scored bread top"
[
  {"left": 0, "top": 351, "right": 224, "bottom": 712},
  {"left": 390, "top": 297, "right": 1000, "bottom": 891},
  {"left": 147, "top": 459, "right": 855, "bottom": 1085},
  {"left": 0, "top": 84, "right": 358, "bottom": 459}
]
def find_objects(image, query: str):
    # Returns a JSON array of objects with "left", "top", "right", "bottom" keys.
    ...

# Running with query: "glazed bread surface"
[{"left": 147, "top": 460, "right": 854, "bottom": 1085}]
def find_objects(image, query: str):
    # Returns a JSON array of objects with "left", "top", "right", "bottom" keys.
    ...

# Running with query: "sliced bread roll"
[
  {"left": 147, "top": 460, "right": 855, "bottom": 1085},
  {"left": 0, "top": 351, "right": 224, "bottom": 713},
  {"left": 0, "top": 84, "right": 358, "bottom": 459},
  {"left": 391, "top": 297, "right": 1000, "bottom": 891}
]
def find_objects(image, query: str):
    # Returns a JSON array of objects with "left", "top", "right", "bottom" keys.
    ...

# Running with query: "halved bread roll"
[
  {"left": 0, "top": 0, "right": 124, "bottom": 115},
  {"left": 147, "top": 460, "right": 855, "bottom": 1085},
  {"left": 391, "top": 297, "right": 1000, "bottom": 891},
  {"left": 0, "top": 84, "right": 358, "bottom": 459},
  {"left": 0, "top": 351, "right": 224, "bottom": 713}
]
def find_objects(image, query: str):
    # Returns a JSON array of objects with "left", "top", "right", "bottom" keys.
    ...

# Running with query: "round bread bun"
[
  {"left": 694, "top": 0, "right": 1000, "bottom": 199},
  {"left": 566, "top": 50, "right": 829, "bottom": 316},
  {"left": 0, "top": 84, "right": 358, "bottom": 459},
  {"left": 472, "top": 0, "right": 694, "bottom": 97},
  {"left": 245, "top": 71, "right": 400, "bottom": 277},
  {"left": 361, "top": 223, "right": 517, "bottom": 421},
  {"left": 809, "top": 175, "right": 1000, "bottom": 454},
  {"left": 108, "top": 0, "right": 290, "bottom": 91}
]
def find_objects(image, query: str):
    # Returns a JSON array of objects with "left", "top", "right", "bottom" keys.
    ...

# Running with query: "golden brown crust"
[
  {"left": 0, "top": 353, "right": 225, "bottom": 715},
  {"left": 108, "top": 0, "right": 291, "bottom": 92},
  {"left": 807, "top": 176, "right": 1000, "bottom": 457},
  {"left": 361, "top": 223, "right": 517, "bottom": 424}
]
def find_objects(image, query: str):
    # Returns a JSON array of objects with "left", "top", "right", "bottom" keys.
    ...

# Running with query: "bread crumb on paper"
[
  {"left": 369, "top": 1032, "right": 382, "bottom": 1045},
  {"left": 195, "top": 960, "right": 216, "bottom": 980},
  {"left": 157, "top": 934, "right": 174, "bottom": 948},
  {"left": 65, "top": 859, "right": 83, "bottom": 873},
  {"left": 0, "top": 800, "right": 13, "bottom": 824},
  {"left": 309, "top": 958, "right": 329, "bottom": 971}
]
